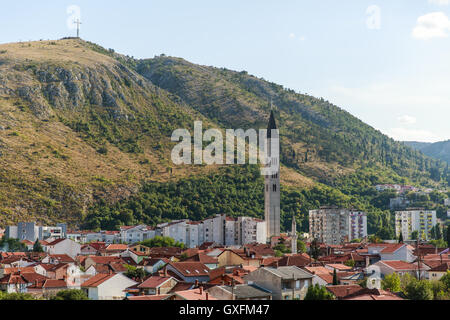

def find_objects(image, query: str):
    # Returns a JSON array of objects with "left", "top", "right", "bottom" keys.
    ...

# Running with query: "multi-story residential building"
[
  {"left": 309, "top": 207, "right": 367, "bottom": 245},
  {"left": 395, "top": 209, "right": 437, "bottom": 241},
  {"left": 5, "top": 222, "right": 63, "bottom": 241},
  {"left": 239, "top": 217, "right": 266, "bottom": 245},
  {"left": 243, "top": 266, "right": 314, "bottom": 300},
  {"left": 390, "top": 197, "right": 411, "bottom": 210},
  {"left": 119, "top": 225, "right": 157, "bottom": 244}
]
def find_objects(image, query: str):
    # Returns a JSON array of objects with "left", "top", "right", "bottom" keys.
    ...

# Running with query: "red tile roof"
[
  {"left": 137, "top": 276, "right": 172, "bottom": 289},
  {"left": 175, "top": 288, "right": 217, "bottom": 300},
  {"left": 326, "top": 285, "right": 362, "bottom": 298},
  {"left": 169, "top": 262, "right": 210, "bottom": 277},
  {"left": 127, "top": 294, "right": 171, "bottom": 300},
  {"left": 46, "top": 238, "right": 67, "bottom": 246},
  {"left": 379, "top": 260, "right": 419, "bottom": 271},
  {"left": 81, "top": 273, "right": 116, "bottom": 287},
  {"left": 428, "top": 262, "right": 450, "bottom": 272},
  {"left": 106, "top": 244, "right": 129, "bottom": 251}
]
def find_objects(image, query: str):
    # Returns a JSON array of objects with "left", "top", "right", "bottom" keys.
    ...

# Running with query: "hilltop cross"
[{"left": 74, "top": 19, "right": 82, "bottom": 38}]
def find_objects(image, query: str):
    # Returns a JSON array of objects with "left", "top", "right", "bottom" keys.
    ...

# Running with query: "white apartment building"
[
  {"left": 238, "top": 216, "right": 266, "bottom": 245},
  {"left": 395, "top": 209, "right": 437, "bottom": 241},
  {"left": 309, "top": 207, "right": 367, "bottom": 245},
  {"left": 119, "top": 225, "right": 156, "bottom": 244}
]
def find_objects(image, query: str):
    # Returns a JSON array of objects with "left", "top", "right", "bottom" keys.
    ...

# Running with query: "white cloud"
[
  {"left": 429, "top": 0, "right": 449, "bottom": 5},
  {"left": 289, "top": 33, "right": 296, "bottom": 39},
  {"left": 385, "top": 127, "right": 443, "bottom": 142},
  {"left": 397, "top": 115, "right": 417, "bottom": 125},
  {"left": 412, "top": 12, "right": 450, "bottom": 39}
]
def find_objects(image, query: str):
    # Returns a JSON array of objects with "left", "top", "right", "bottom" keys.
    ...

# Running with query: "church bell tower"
[{"left": 264, "top": 110, "right": 280, "bottom": 241}]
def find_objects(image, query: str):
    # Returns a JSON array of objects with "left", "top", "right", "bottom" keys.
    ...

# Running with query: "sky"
[{"left": 0, "top": 0, "right": 449, "bottom": 142}]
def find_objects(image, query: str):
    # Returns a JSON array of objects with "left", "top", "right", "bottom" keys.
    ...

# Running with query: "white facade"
[
  {"left": 395, "top": 209, "right": 437, "bottom": 241},
  {"left": 83, "top": 274, "right": 137, "bottom": 300},
  {"left": 120, "top": 225, "right": 156, "bottom": 244},
  {"left": 46, "top": 238, "right": 81, "bottom": 259}
]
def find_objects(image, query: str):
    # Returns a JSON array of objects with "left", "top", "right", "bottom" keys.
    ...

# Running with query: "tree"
[
  {"left": 398, "top": 232, "right": 403, "bottom": 244},
  {"left": 332, "top": 268, "right": 339, "bottom": 285},
  {"left": 309, "top": 238, "right": 320, "bottom": 260},
  {"left": 139, "top": 236, "right": 185, "bottom": 249},
  {"left": 33, "top": 238, "right": 44, "bottom": 252},
  {"left": 404, "top": 278, "right": 433, "bottom": 300},
  {"left": 411, "top": 230, "right": 419, "bottom": 241},
  {"left": 297, "top": 239, "right": 307, "bottom": 253},
  {"left": 447, "top": 225, "right": 450, "bottom": 247},
  {"left": 440, "top": 270, "right": 450, "bottom": 291},
  {"left": 382, "top": 273, "right": 401, "bottom": 292},
  {"left": 51, "top": 289, "right": 89, "bottom": 300},
  {"left": 124, "top": 265, "right": 147, "bottom": 281},
  {"left": 344, "top": 259, "right": 355, "bottom": 268},
  {"left": 0, "top": 292, "right": 36, "bottom": 300},
  {"left": 304, "top": 284, "right": 334, "bottom": 300}
]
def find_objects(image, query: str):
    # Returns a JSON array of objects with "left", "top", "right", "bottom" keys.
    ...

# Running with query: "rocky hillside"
[{"left": 0, "top": 39, "right": 446, "bottom": 229}]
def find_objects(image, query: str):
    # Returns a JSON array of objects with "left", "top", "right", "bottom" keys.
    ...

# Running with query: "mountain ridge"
[{"left": 0, "top": 38, "right": 447, "bottom": 233}]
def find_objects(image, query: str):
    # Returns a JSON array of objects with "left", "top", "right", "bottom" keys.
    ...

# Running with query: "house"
[
  {"left": 164, "top": 262, "right": 210, "bottom": 283},
  {"left": 129, "top": 244, "right": 151, "bottom": 256},
  {"left": 426, "top": 263, "right": 450, "bottom": 281},
  {"left": 170, "top": 287, "right": 216, "bottom": 300},
  {"left": 367, "top": 243, "right": 415, "bottom": 262},
  {"left": 277, "top": 253, "right": 311, "bottom": 268},
  {"left": 325, "top": 264, "right": 353, "bottom": 272},
  {"left": 27, "top": 279, "right": 68, "bottom": 298},
  {"left": 367, "top": 260, "right": 429, "bottom": 278},
  {"left": 42, "top": 254, "right": 75, "bottom": 265},
  {"left": 184, "top": 252, "right": 219, "bottom": 269},
  {"left": 80, "top": 242, "right": 107, "bottom": 255},
  {"left": 207, "top": 284, "right": 272, "bottom": 300},
  {"left": 303, "top": 266, "right": 333, "bottom": 286},
  {"left": 138, "top": 258, "right": 168, "bottom": 274},
  {"left": 104, "top": 244, "right": 129, "bottom": 256},
  {"left": 325, "top": 284, "right": 362, "bottom": 299},
  {"left": 343, "top": 288, "right": 404, "bottom": 300},
  {"left": 81, "top": 273, "right": 137, "bottom": 300},
  {"left": 83, "top": 256, "right": 125, "bottom": 270},
  {"left": 243, "top": 266, "right": 314, "bottom": 300},
  {"left": 135, "top": 276, "right": 178, "bottom": 295},
  {"left": 45, "top": 238, "right": 81, "bottom": 259},
  {"left": 0, "top": 272, "right": 48, "bottom": 293}
]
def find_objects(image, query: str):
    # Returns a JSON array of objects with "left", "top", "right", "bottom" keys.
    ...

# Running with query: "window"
[{"left": 273, "top": 184, "right": 277, "bottom": 192}]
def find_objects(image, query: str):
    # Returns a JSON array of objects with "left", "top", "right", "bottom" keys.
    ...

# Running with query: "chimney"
[
  {"left": 199, "top": 286, "right": 203, "bottom": 295},
  {"left": 164, "top": 267, "right": 168, "bottom": 277},
  {"left": 206, "top": 292, "right": 209, "bottom": 300},
  {"left": 157, "top": 287, "right": 161, "bottom": 295}
]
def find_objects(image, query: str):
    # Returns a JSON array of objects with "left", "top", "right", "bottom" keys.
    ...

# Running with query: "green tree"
[
  {"left": 332, "top": 268, "right": 339, "bottom": 285},
  {"left": 404, "top": 278, "right": 433, "bottom": 300},
  {"left": 33, "top": 238, "right": 44, "bottom": 252},
  {"left": 344, "top": 259, "right": 355, "bottom": 268},
  {"left": 304, "top": 284, "right": 334, "bottom": 300},
  {"left": 0, "top": 292, "right": 36, "bottom": 300},
  {"left": 124, "top": 265, "right": 147, "bottom": 281},
  {"left": 411, "top": 230, "right": 419, "bottom": 241},
  {"left": 447, "top": 225, "right": 450, "bottom": 247},
  {"left": 382, "top": 273, "right": 401, "bottom": 292},
  {"left": 51, "top": 289, "right": 89, "bottom": 300},
  {"left": 398, "top": 232, "right": 403, "bottom": 244},
  {"left": 440, "top": 270, "right": 450, "bottom": 291},
  {"left": 309, "top": 238, "right": 320, "bottom": 260},
  {"left": 297, "top": 239, "right": 307, "bottom": 253}
]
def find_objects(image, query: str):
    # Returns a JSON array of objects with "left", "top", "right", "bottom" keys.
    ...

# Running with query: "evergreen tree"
[
  {"left": 332, "top": 268, "right": 339, "bottom": 285},
  {"left": 32, "top": 239, "right": 44, "bottom": 252},
  {"left": 398, "top": 232, "right": 403, "bottom": 243},
  {"left": 447, "top": 225, "right": 450, "bottom": 248}
]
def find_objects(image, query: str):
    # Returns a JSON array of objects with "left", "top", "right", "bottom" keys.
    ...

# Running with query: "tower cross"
[{"left": 74, "top": 19, "right": 82, "bottom": 38}]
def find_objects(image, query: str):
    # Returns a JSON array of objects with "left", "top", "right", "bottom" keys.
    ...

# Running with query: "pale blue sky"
[{"left": 1, "top": 0, "right": 449, "bottom": 142}]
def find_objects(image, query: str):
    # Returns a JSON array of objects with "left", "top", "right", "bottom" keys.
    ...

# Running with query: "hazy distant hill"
[
  {"left": 0, "top": 38, "right": 446, "bottom": 230},
  {"left": 404, "top": 140, "right": 450, "bottom": 163}
]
